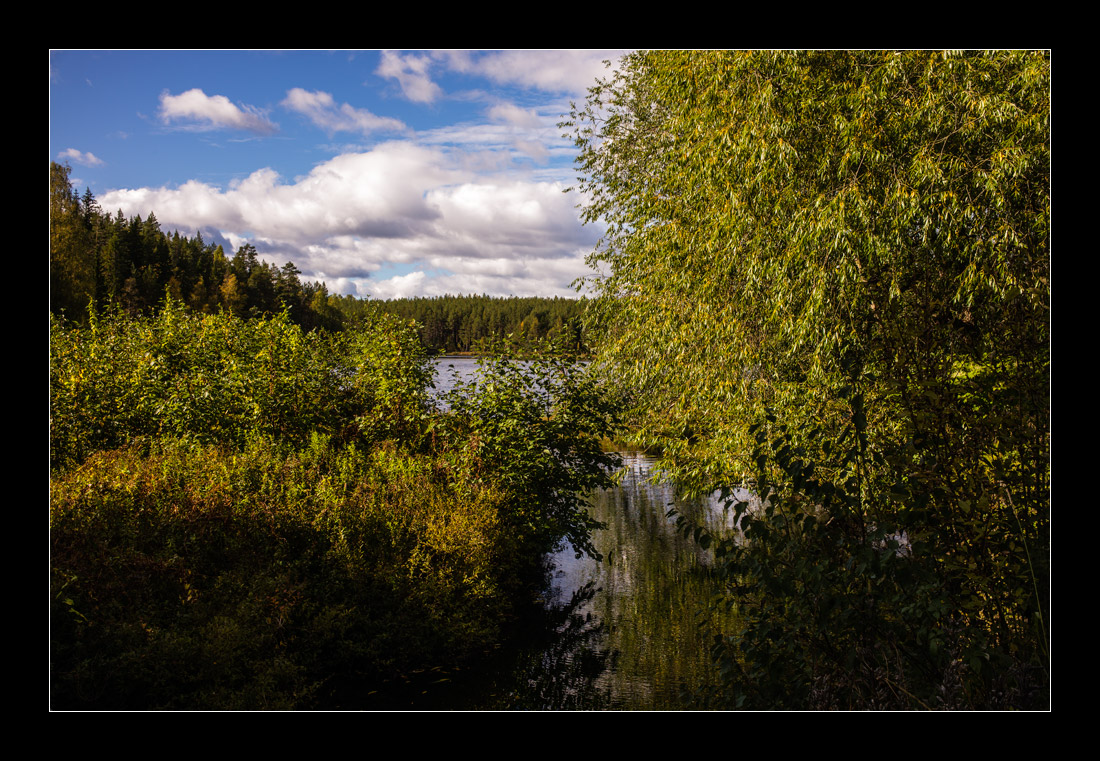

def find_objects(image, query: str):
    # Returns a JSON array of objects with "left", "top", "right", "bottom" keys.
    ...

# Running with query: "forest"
[
  {"left": 329, "top": 293, "right": 587, "bottom": 355},
  {"left": 50, "top": 160, "right": 588, "bottom": 353},
  {"left": 50, "top": 162, "right": 341, "bottom": 331},
  {"left": 51, "top": 50, "right": 1049, "bottom": 710},
  {"left": 50, "top": 164, "right": 614, "bottom": 708}
]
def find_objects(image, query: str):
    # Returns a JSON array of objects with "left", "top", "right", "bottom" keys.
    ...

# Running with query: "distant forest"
[
  {"left": 347, "top": 295, "right": 586, "bottom": 354},
  {"left": 50, "top": 161, "right": 587, "bottom": 353}
]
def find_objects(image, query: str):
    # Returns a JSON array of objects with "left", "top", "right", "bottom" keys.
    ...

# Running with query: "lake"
[{"left": 397, "top": 358, "right": 743, "bottom": 709}]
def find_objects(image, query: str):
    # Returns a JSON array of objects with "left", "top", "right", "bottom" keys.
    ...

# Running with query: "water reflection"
[
  {"left": 425, "top": 360, "right": 740, "bottom": 709},
  {"left": 485, "top": 580, "right": 617, "bottom": 710},
  {"left": 473, "top": 454, "right": 740, "bottom": 710}
]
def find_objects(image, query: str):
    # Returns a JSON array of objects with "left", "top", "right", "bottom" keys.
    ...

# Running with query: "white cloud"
[
  {"left": 281, "top": 88, "right": 406, "bottom": 136},
  {"left": 376, "top": 51, "right": 442, "bottom": 104},
  {"left": 442, "top": 50, "right": 623, "bottom": 95},
  {"left": 159, "top": 88, "right": 277, "bottom": 134},
  {"left": 487, "top": 103, "right": 542, "bottom": 128},
  {"left": 425, "top": 181, "right": 590, "bottom": 251},
  {"left": 366, "top": 252, "right": 592, "bottom": 300},
  {"left": 57, "top": 148, "right": 104, "bottom": 167},
  {"left": 98, "top": 142, "right": 600, "bottom": 299},
  {"left": 103, "top": 143, "right": 452, "bottom": 248},
  {"left": 368, "top": 271, "right": 427, "bottom": 300},
  {"left": 415, "top": 103, "right": 569, "bottom": 167}
]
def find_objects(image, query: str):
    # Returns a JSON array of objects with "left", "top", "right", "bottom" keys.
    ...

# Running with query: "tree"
[
  {"left": 277, "top": 262, "right": 305, "bottom": 322},
  {"left": 219, "top": 272, "right": 247, "bottom": 317},
  {"left": 439, "top": 346, "right": 621, "bottom": 561},
  {"left": 567, "top": 51, "right": 1049, "bottom": 708},
  {"left": 50, "top": 162, "right": 96, "bottom": 318},
  {"left": 231, "top": 242, "right": 260, "bottom": 282}
]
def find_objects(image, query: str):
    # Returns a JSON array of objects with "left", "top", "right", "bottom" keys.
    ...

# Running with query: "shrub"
[
  {"left": 50, "top": 436, "right": 514, "bottom": 708},
  {"left": 50, "top": 304, "right": 434, "bottom": 468},
  {"left": 437, "top": 345, "right": 622, "bottom": 560}
]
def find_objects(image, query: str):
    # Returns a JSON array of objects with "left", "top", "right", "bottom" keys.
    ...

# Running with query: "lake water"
[
  {"left": 429, "top": 355, "right": 548, "bottom": 405},
  {"left": 410, "top": 358, "right": 742, "bottom": 710}
]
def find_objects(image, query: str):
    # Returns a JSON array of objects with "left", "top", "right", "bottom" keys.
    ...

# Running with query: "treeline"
[
  {"left": 338, "top": 294, "right": 588, "bottom": 354},
  {"left": 51, "top": 161, "right": 586, "bottom": 351},
  {"left": 50, "top": 162, "right": 343, "bottom": 331}
]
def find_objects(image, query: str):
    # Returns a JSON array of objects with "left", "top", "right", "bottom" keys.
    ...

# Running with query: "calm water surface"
[{"left": 418, "top": 358, "right": 742, "bottom": 710}]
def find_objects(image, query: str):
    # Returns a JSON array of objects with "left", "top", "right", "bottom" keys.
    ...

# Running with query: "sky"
[{"left": 49, "top": 50, "right": 626, "bottom": 300}]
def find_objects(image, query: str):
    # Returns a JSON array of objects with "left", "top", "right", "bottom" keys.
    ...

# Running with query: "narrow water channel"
[
  {"left": 413, "top": 358, "right": 742, "bottom": 710},
  {"left": 466, "top": 453, "right": 740, "bottom": 710}
]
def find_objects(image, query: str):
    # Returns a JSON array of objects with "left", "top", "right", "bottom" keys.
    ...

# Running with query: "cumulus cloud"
[
  {"left": 374, "top": 50, "right": 621, "bottom": 110},
  {"left": 57, "top": 148, "right": 104, "bottom": 167},
  {"left": 367, "top": 254, "right": 592, "bottom": 300},
  {"left": 159, "top": 88, "right": 277, "bottom": 134},
  {"left": 281, "top": 88, "right": 406, "bottom": 136},
  {"left": 376, "top": 51, "right": 442, "bottom": 103},
  {"left": 102, "top": 143, "right": 452, "bottom": 248},
  {"left": 98, "top": 142, "right": 600, "bottom": 298},
  {"left": 368, "top": 271, "right": 427, "bottom": 300},
  {"left": 425, "top": 181, "right": 591, "bottom": 251}
]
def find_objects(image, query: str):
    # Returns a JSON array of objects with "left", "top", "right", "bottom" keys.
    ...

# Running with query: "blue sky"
[{"left": 49, "top": 50, "right": 625, "bottom": 299}]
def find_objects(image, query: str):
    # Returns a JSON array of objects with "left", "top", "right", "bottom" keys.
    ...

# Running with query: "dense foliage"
[
  {"left": 50, "top": 162, "right": 343, "bottom": 330},
  {"left": 51, "top": 437, "right": 515, "bottom": 708},
  {"left": 567, "top": 51, "right": 1049, "bottom": 708},
  {"left": 349, "top": 294, "right": 588, "bottom": 355},
  {"left": 438, "top": 347, "right": 621, "bottom": 560},
  {"left": 50, "top": 307, "right": 618, "bottom": 708}
]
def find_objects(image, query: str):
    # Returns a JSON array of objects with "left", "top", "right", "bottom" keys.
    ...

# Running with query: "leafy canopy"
[{"left": 567, "top": 50, "right": 1049, "bottom": 708}]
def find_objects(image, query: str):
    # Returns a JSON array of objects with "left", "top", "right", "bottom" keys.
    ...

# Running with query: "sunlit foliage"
[
  {"left": 50, "top": 307, "right": 619, "bottom": 708},
  {"left": 567, "top": 51, "right": 1049, "bottom": 708}
]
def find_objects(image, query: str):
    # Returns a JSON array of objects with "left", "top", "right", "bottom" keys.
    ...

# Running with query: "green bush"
[
  {"left": 438, "top": 345, "right": 622, "bottom": 560},
  {"left": 50, "top": 309, "right": 620, "bottom": 708},
  {"left": 50, "top": 303, "right": 434, "bottom": 467},
  {"left": 686, "top": 404, "right": 1049, "bottom": 710},
  {"left": 50, "top": 436, "right": 516, "bottom": 708}
]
